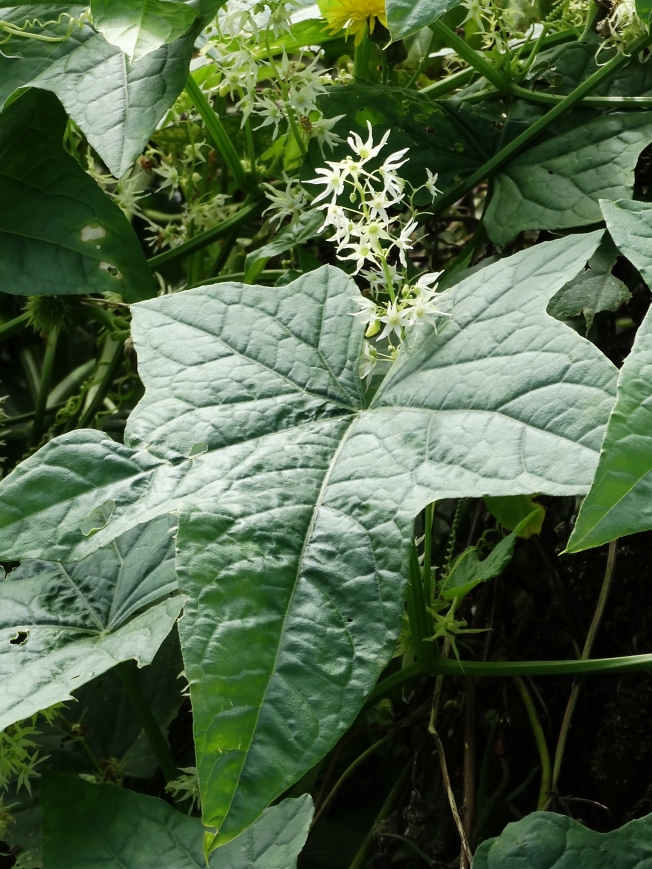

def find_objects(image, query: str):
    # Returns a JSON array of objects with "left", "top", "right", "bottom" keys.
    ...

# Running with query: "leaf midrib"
[{"left": 215, "top": 413, "right": 360, "bottom": 835}]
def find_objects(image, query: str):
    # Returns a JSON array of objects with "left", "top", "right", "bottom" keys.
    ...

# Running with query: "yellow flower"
[{"left": 319, "top": 0, "right": 387, "bottom": 45}]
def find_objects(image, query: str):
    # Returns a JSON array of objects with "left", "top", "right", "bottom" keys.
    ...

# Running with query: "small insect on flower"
[{"left": 319, "top": 0, "right": 388, "bottom": 44}]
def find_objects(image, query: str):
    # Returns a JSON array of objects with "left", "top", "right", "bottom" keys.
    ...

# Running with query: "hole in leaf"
[
  {"left": 189, "top": 441, "right": 209, "bottom": 458},
  {"left": 99, "top": 261, "right": 122, "bottom": 279},
  {"left": 80, "top": 499, "right": 115, "bottom": 537},
  {"left": 10, "top": 631, "right": 28, "bottom": 646}
]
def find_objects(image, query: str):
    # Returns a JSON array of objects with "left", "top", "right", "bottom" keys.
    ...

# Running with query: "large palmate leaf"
[
  {"left": 567, "top": 200, "right": 652, "bottom": 551},
  {"left": 91, "top": 0, "right": 197, "bottom": 63},
  {"left": 0, "top": 88, "right": 155, "bottom": 300},
  {"left": 0, "top": 235, "right": 617, "bottom": 845},
  {"left": 0, "top": 1, "right": 216, "bottom": 176},
  {"left": 484, "top": 112, "right": 652, "bottom": 245},
  {"left": 41, "top": 774, "right": 313, "bottom": 869},
  {"left": 474, "top": 810, "right": 652, "bottom": 867},
  {"left": 0, "top": 515, "right": 182, "bottom": 731},
  {"left": 386, "top": 0, "right": 462, "bottom": 40}
]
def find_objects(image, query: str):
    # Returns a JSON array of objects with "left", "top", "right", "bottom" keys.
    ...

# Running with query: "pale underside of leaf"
[
  {"left": 0, "top": 238, "right": 617, "bottom": 846},
  {"left": 0, "top": 516, "right": 181, "bottom": 731},
  {"left": 92, "top": 0, "right": 198, "bottom": 63}
]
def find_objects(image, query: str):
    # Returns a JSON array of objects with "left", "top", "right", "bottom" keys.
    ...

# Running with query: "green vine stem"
[
  {"left": 310, "top": 732, "right": 393, "bottom": 829},
  {"left": 77, "top": 339, "right": 124, "bottom": 429},
  {"left": 148, "top": 199, "right": 264, "bottom": 270},
  {"left": 31, "top": 326, "right": 59, "bottom": 446},
  {"left": 513, "top": 676, "right": 551, "bottom": 810},
  {"left": 549, "top": 540, "right": 618, "bottom": 801},
  {"left": 116, "top": 661, "right": 178, "bottom": 783},
  {"left": 346, "top": 760, "right": 411, "bottom": 869},
  {"left": 185, "top": 75, "right": 249, "bottom": 191},
  {"left": 429, "top": 20, "right": 509, "bottom": 91},
  {"left": 0, "top": 312, "right": 29, "bottom": 343},
  {"left": 431, "top": 29, "right": 652, "bottom": 217},
  {"left": 407, "top": 541, "right": 438, "bottom": 671}
]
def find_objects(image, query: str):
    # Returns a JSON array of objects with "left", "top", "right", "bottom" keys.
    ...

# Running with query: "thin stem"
[
  {"left": 346, "top": 761, "right": 411, "bottom": 869},
  {"left": 431, "top": 727, "right": 473, "bottom": 865},
  {"left": 550, "top": 541, "right": 618, "bottom": 798},
  {"left": 148, "top": 200, "right": 263, "bottom": 270},
  {"left": 423, "top": 502, "right": 434, "bottom": 605},
  {"left": 263, "top": 28, "right": 307, "bottom": 158},
  {"left": 513, "top": 676, "right": 551, "bottom": 810},
  {"left": 4, "top": 401, "right": 67, "bottom": 427},
  {"left": 461, "top": 676, "right": 476, "bottom": 867},
  {"left": 420, "top": 68, "right": 474, "bottom": 98},
  {"left": 210, "top": 230, "right": 238, "bottom": 277},
  {"left": 407, "top": 31, "right": 438, "bottom": 89},
  {"left": 117, "top": 661, "right": 178, "bottom": 783},
  {"left": 0, "top": 312, "right": 29, "bottom": 343},
  {"left": 381, "top": 47, "right": 389, "bottom": 84},
  {"left": 31, "top": 327, "right": 59, "bottom": 446},
  {"left": 244, "top": 117, "right": 258, "bottom": 182},
  {"left": 429, "top": 19, "right": 508, "bottom": 92},
  {"left": 507, "top": 84, "right": 652, "bottom": 107},
  {"left": 431, "top": 30, "right": 652, "bottom": 216},
  {"left": 78, "top": 339, "right": 123, "bottom": 429},
  {"left": 185, "top": 75, "right": 249, "bottom": 191},
  {"left": 311, "top": 733, "right": 392, "bottom": 828},
  {"left": 286, "top": 103, "right": 308, "bottom": 157}
]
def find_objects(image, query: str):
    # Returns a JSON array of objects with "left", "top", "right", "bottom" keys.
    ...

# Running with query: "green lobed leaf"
[
  {"left": 547, "top": 234, "right": 630, "bottom": 333},
  {"left": 91, "top": 0, "right": 197, "bottom": 63},
  {"left": 3, "top": 630, "right": 184, "bottom": 868},
  {"left": 485, "top": 112, "right": 652, "bottom": 245},
  {"left": 0, "top": 88, "right": 155, "bottom": 300},
  {"left": 0, "top": 515, "right": 182, "bottom": 732},
  {"left": 386, "top": 0, "right": 464, "bottom": 41},
  {"left": 567, "top": 200, "right": 652, "bottom": 551},
  {"left": 41, "top": 773, "right": 313, "bottom": 869},
  {"left": 0, "top": 234, "right": 617, "bottom": 845},
  {"left": 0, "top": 1, "right": 217, "bottom": 177},
  {"left": 442, "top": 513, "right": 534, "bottom": 601},
  {"left": 473, "top": 810, "right": 652, "bottom": 867}
]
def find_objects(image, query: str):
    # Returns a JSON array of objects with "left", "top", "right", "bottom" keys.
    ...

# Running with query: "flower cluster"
[
  {"left": 88, "top": 143, "right": 236, "bottom": 255},
  {"left": 599, "top": 0, "right": 647, "bottom": 47},
  {"left": 201, "top": 0, "right": 343, "bottom": 157},
  {"left": 307, "top": 122, "right": 449, "bottom": 382}
]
